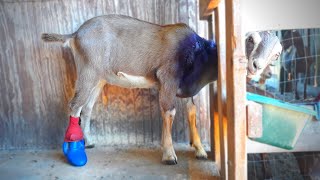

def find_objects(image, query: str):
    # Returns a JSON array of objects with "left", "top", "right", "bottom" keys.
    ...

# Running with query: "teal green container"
[{"left": 247, "top": 93, "right": 316, "bottom": 150}]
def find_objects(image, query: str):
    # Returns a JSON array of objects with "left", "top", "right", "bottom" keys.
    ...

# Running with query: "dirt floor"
[{"left": 0, "top": 144, "right": 219, "bottom": 180}]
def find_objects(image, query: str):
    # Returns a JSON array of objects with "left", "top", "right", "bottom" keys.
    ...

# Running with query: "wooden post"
[
  {"left": 210, "top": 83, "right": 220, "bottom": 166},
  {"left": 214, "top": 0, "right": 228, "bottom": 178},
  {"left": 225, "top": 0, "right": 247, "bottom": 179},
  {"left": 208, "top": 14, "right": 220, "bottom": 166},
  {"left": 201, "top": 1, "right": 247, "bottom": 179},
  {"left": 200, "top": 0, "right": 221, "bottom": 20}
]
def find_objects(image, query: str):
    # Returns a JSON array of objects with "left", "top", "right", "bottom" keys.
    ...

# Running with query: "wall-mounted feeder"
[{"left": 246, "top": 92, "right": 319, "bottom": 150}]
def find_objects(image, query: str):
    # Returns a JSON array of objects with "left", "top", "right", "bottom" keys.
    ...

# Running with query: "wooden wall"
[{"left": 0, "top": 0, "right": 210, "bottom": 149}]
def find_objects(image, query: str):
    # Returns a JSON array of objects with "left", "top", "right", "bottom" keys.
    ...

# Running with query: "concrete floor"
[{"left": 0, "top": 144, "right": 220, "bottom": 180}]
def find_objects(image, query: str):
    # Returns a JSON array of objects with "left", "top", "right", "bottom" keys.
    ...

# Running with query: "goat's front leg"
[
  {"left": 161, "top": 107, "right": 177, "bottom": 165},
  {"left": 187, "top": 98, "right": 208, "bottom": 159},
  {"left": 158, "top": 79, "right": 178, "bottom": 165}
]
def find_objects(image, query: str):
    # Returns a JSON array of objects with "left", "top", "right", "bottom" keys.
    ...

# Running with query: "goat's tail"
[{"left": 41, "top": 33, "right": 74, "bottom": 43}]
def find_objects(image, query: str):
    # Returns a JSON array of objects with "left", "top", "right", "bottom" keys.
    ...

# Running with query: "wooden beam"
[
  {"left": 200, "top": 0, "right": 211, "bottom": 20},
  {"left": 214, "top": 0, "right": 228, "bottom": 178},
  {"left": 225, "top": 0, "right": 247, "bottom": 179},
  {"left": 200, "top": 0, "right": 221, "bottom": 20},
  {"left": 208, "top": 14, "right": 220, "bottom": 165},
  {"left": 246, "top": 101, "right": 263, "bottom": 138},
  {"left": 210, "top": 82, "right": 220, "bottom": 162}
]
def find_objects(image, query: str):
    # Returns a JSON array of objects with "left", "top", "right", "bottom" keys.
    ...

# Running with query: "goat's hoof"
[
  {"left": 195, "top": 147, "right": 208, "bottom": 160},
  {"left": 162, "top": 151, "right": 178, "bottom": 165},
  {"left": 163, "top": 159, "right": 178, "bottom": 165},
  {"left": 196, "top": 155, "right": 208, "bottom": 160},
  {"left": 162, "top": 146, "right": 178, "bottom": 165},
  {"left": 162, "top": 155, "right": 178, "bottom": 165},
  {"left": 162, "top": 156, "right": 178, "bottom": 165},
  {"left": 85, "top": 144, "right": 95, "bottom": 149},
  {"left": 84, "top": 139, "right": 95, "bottom": 149},
  {"left": 84, "top": 137, "right": 95, "bottom": 149}
]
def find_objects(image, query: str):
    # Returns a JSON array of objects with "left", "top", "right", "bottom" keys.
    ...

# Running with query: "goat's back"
[{"left": 69, "top": 15, "right": 194, "bottom": 78}]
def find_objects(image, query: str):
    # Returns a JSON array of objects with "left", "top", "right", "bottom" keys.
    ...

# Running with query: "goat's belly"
[{"left": 106, "top": 72, "right": 158, "bottom": 89}]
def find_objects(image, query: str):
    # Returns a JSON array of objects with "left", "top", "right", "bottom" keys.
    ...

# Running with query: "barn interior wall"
[{"left": 0, "top": 0, "right": 210, "bottom": 150}]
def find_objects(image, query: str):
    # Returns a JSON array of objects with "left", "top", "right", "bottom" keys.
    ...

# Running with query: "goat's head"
[
  {"left": 246, "top": 31, "right": 282, "bottom": 79},
  {"left": 177, "top": 37, "right": 218, "bottom": 98}
]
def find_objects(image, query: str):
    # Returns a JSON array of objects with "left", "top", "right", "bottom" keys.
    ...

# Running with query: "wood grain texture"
[
  {"left": 225, "top": 0, "right": 247, "bottom": 179},
  {"left": 0, "top": 0, "right": 210, "bottom": 150},
  {"left": 213, "top": 2, "right": 228, "bottom": 178}
]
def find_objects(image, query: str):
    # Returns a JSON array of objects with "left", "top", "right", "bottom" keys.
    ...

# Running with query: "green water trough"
[{"left": 246, "top": 92, "right": 320, "bottom": 150}]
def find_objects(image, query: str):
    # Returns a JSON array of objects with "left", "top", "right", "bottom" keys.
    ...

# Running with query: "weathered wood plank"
[
  {"left": 200, "top": 0, "right": 221, "bottom": 20},
  {"left": 208, "top": 13, "right": 217, "bottom": 162},
  {"left": 246, "top": 101, "right": 263, "bottom": 138},
  {"left": 214, "top": 2, "right": 228, "bottom": 178},
  {"left": 225, "top": 0, "right": 247, "bottom": 179},
  {"left": 199, "top": 0, "right": 211, "bottom": 20}
]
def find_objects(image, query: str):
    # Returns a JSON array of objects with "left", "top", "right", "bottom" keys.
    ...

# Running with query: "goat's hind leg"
[
  {"left": 187, "top": 98, "right": 208, "bottom": 159},
  {"left": 80, "top": 80, "right": 105, "bottom": 148},
  {"left": 69, "top": 69, "right": 99, "bottom": 116},
  {"left": 67, "top": 68, "right": 100, "bottom": 142}
]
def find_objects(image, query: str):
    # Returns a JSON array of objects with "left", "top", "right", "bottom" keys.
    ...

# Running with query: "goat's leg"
[
  {"left": 161, "top": 107, "right": 177, "bottom": 165},
  {"left": 158, "top": 80, "right": 178, "bottom": 165},
  {"left": 67, "top": 68, "right": 99, "bottom": 142},
  {"left": 186, "top": 98, "right": 208, "bottom": 159},
  {"left": 69, "top": 68, "right": 100, "bottom": 116},
  {"left": 80, "top": 80, "right": 105, "bottom": 148}
]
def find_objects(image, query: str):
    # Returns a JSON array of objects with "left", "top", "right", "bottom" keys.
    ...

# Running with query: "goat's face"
[
  {"left": 177, "top": 39, "right": 218, "bottom": 98},
  {"left": 246, "top": 31, "right": 282, "bottom": 79}
]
